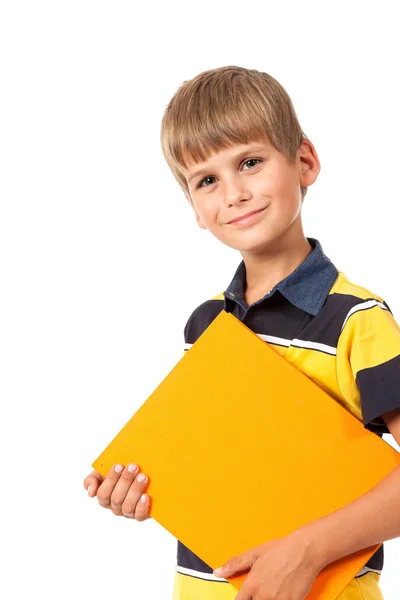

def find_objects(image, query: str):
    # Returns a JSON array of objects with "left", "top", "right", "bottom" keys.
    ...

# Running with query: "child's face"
[{"left": 182, "top": 134, "right": 320, "bottom": 254}]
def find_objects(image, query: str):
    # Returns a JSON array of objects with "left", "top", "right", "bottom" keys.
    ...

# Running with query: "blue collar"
[{"left": 223, "top": 238, "right": 338, "bottom": 316}]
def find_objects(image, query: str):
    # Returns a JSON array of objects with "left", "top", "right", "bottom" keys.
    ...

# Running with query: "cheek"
[
  {"left": 259, "top": 159, "right": 298, "bottom": 193},
  {"left": 195, "top": 205, "right": 219, "bottom": 230},
  {"left": 199, "top": 196, "right": 221, "bottom": 219},
  {"left": 266, "top": 180, "right": 302, "bottom": 222},
  {"left": 267, "top": 168, "right": 302, "bottom": 205},
  {"left": 254, "top": 168, "right": 289, "bottom": 198},
  {"left": 200, "top": 206, "right": 217, "bottom": 225},
  {"left": 253, "top": 174, "right": 275, "bottom": 196}
]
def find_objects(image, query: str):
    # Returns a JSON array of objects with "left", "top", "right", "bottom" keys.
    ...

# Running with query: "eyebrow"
[{"left": 187, "top": 145, "right": 268, "bottom": 184}]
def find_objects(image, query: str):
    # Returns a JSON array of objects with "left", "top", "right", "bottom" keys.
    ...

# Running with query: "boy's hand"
[
  {"left": 83, "top": 464, "right": 151, "bottom": 521},
  {"left": 213, "top": 531, "right": 319, "bottom": 600}
]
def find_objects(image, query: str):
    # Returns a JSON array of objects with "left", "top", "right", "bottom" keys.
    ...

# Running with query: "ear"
[
  {"left": 195, "top": 212, "right": 208, "bottom": 230},
  {"left": 298, "top": 138, "right": 320, "bottom": 187},
  {"left": 184, "top": 191, "right": 208, "bottom": 230}
]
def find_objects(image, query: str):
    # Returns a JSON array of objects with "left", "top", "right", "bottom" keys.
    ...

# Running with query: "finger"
[
  {"left": 234, "top": 579, "right": 253, "bottom": 600},
  {"left": 213, "top": 551, "right": 254, "bottom": 578},
  {"left": 110, "top": 507, "right": 124, "bottom": 516},
  {"left": 96, "top": 464, "right": 125, "bottom": 508},
  {"left": 110, "top": 463, "right": 139, "bottom": 510},
  {"left": 83, "top": 470, "right": 105, "bottom": 497},
  {"left": 121, "top": 472, "right": 150, "bottom": 517},
  {"left": 134, "top": 493, "right": 151, "bottom": 521}
]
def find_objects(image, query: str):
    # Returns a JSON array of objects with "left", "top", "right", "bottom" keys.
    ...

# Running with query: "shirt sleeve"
[{"left": 336, "top": 299, "right": 400, "bottom": 434}]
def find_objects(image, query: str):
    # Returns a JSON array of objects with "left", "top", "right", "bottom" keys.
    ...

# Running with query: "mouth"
[{"left": 227, "top": 207, "right": 267, "bottom": 225}]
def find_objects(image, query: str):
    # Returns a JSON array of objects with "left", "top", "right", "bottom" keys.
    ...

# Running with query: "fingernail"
[
  {"left": 123, "top": 512, "right": 134, "bottom": 517},
  {"left": 137, "top": 474, "right": 146, "bottom": 483},
  {"left": 88, "top": 485, "right": 92, "bottom": 496},
  {"left": 128, "top": 463, "right": 138, "bottom": 473},
  {"left": 114, "top": 464, "right": 123, "bottom": 473},
  {"left": 140, "top": 494, "right": 147, "bottom": 503},
  {"left": 214, "top": 568, "right": 223, "bottom": 575}
]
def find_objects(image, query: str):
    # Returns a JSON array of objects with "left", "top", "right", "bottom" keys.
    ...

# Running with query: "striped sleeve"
[{"left": 336, "top": 298, "right": 400, "bottom": 434}]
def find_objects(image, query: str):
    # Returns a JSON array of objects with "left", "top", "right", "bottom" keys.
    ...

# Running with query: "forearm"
[{"left": 295, "top": 465, "right": 400, "bottom": 570}]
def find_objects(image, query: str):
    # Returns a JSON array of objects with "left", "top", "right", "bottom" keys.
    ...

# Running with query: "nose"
[{"left": 222, "top": 174, "right": 252, "bottom": 206}]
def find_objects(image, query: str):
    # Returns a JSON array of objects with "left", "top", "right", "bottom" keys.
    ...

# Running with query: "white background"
[{"left": 1, "top": 1, "right": 399, "bottom": 598}]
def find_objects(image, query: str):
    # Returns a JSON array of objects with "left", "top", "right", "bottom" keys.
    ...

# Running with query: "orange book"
[{"left": 92, "top": 310, "right": 400, "bottom": 599}]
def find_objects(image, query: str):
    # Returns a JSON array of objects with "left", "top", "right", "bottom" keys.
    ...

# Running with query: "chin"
[{"left": 235, "top": 232, "right": 282, "bottom": 251}]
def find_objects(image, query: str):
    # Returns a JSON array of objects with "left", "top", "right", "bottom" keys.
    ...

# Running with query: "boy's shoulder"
[
  {"left": 330, "top": 271, "right": 385, "bottom": 304},
  {"left": 184, "top": 271, "right": 393, "bottom": 344},
  {"left": 183, "top": 291, "right": 225, "bottom": 343},
  {"left": 325, "top": 271, "right": 398, "bottom": 339},
  {"left": 330, "top": 271, "right": 383, "bottom": 302},
  {"left": 188, "top": 271, "right": 387, "bottom": 320},
  {"left": 186, "top": 272, "right": 387, "bottom": 326},
  {"left": 187, "top": 291, "right": 225, "bottom": 318},
  {"left": 210, "top": 291, "right": 225, "bottom": 301}
]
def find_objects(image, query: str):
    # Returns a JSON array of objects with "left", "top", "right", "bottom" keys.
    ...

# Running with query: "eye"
[
  {"left": 197, "top": 176, "right": 216, "bottom": 189},
  {"left": 196, "top": 158, "right": 262, "bottom": 189},
  {"left": 242, "top": 158, "right": 262, "bottom": 170}
]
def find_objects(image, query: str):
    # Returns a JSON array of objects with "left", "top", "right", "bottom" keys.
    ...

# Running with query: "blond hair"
[{"left": 160, "top": 65, "right": 308, "bottom": 200}]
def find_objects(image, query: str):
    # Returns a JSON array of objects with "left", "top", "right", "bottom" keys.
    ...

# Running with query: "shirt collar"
[{"left": 223, "top": 238, "right": 338, "bottom": 316}]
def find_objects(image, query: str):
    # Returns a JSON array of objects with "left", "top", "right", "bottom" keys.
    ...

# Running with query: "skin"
[
  {"left": 212, "top": 409, "right": 400, "bottom": 599},
  {"left": 182, "top": 133, "right": 321, "bottom": 304},
  {"left": 83, "top": 134, "right": 320, "bottom": 523},
  {"left": 83, "top": 464, "right": 151, "bottom": 521},
  {"left": 84, "top": 135, "right": 400, "bottom": 598}
]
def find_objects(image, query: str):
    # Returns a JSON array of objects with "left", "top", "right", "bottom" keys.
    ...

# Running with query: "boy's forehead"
[{"left": 183, "top": 135, "right": 272, "bottom": 179}]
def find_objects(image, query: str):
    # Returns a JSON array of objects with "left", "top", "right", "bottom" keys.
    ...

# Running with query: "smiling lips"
[{"left": 227, "top": 207, "right": 267, "bottom": 225}]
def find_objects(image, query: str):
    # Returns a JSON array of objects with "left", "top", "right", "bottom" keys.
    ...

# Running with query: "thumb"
[
  {"left": 213, "top": 551, "right": 254, "bottom": 578},
  {"left": 85, "top": 471, "right": 104, "bottom": 497}
]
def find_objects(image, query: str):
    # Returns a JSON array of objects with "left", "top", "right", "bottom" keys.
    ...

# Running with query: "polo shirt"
[{"left": 172, "top": 238, "right": 400, "bottom": 600}]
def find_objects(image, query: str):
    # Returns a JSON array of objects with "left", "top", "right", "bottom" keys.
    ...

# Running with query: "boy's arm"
[
  {"left": 214, "top": 302, "right": 400, "bottom": 597},
  {"left": 297, "top": 409, "right": 400, "bottom": 568},
  {"left": 301, "top": 298, "right": 400, "bottom": 568},
  {"left": 294, "top": 407, "right": 400, "bottom": 569},
  {"left": 213, "top": 409, "right": 400, "bottom": 600}
]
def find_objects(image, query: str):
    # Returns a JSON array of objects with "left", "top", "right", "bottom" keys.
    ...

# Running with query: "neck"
[{"left": 241, "top": 227, "right": 312, "bottom": 295}]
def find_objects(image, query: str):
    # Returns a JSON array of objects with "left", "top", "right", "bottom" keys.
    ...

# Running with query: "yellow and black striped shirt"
[{"left": 172, "top": 237, "right": 400, "bottom": 600}]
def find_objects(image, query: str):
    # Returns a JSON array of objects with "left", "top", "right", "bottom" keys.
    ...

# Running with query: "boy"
[{"left": 84, "top": 66, "right": 400, "bottom": 599}]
